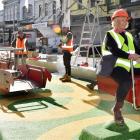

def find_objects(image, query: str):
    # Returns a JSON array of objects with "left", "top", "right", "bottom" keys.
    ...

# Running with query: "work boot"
[
  {"left": 61, "top": 75, "right": 71, "bottom": 82},
  {"left": 59, "top": 74, "right": 67, "bottom": 80},
  {"left": 86, "top": 81, "right": 97, "bottom": 90},
  {"left": 112, "top": 101, "right": 125, "bottom": 126}
]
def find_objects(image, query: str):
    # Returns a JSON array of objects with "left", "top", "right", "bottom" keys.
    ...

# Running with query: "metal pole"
[
  {"left": 13, "top": 4, "right": 15, "bottom": 32},
  {"left": 96, "top": 1, "right": 102, "bottom": 45},
  {"left": 3, "top": 4, "right": 5, "bottom": 46},
  {"left": 91, "top": 1, "right": 102, "bottom": 67},
  {"left": 130, "top": 60, "right": 140, "bottom": 110},
  {"left": 62, "top": 0, "right": 70, "bottom": 28}
]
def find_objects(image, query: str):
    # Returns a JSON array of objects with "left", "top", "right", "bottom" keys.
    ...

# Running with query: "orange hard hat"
[{"left": 111, "top": 9, "right": 129, "bottom": 21}]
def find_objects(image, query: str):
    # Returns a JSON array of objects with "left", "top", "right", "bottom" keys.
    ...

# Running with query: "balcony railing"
[
  {"left": 107, "top": 0, "right": 140, "bottom": 11},
  {"left": 120, "top": 0, "right": 140, "bottom": 8},
  {"left": 107, "top": 0, "right": 120, "bottom": 11}
]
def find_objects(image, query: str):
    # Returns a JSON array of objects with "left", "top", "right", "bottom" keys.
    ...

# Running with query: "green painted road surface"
[{"left": 0, "top": 75, "right": 139, "bottom": 140}]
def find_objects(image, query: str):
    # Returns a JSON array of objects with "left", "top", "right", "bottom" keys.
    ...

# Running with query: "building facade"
[
  {"left": 1, "top": 0, "right": 140, "bottom": 47},
  {"left": 34, "top": 0, "right": 61, "bottom": 24},
  {"left": 2, "top": 0, "right": 61, "bottom": 31},
  {"left": 107, "top": 0, "right": 140, "bottom": 35},
  {"left": 70, "top": 0, "right": 109, "bottom": 45},
  {"left": 2, "top": 0, "right": 19, "bottom": 31},
  {"left": 1, "top": 0, "right": 61, "bottom": 47}
]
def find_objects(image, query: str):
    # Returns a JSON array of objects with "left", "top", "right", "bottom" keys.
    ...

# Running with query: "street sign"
[{"left": 32, "top": 22, "right": 47, "bottom": 29}]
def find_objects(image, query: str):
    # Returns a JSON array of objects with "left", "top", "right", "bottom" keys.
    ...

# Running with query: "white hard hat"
[{"left": 62, "top": 23, "right": 70, "bottom": 29}]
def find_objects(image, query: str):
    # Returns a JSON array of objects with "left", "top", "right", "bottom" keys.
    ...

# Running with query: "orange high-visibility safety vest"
[
  {"left": 16, "top": 38, "right": 27, "bottom": 55},
  {"left": 62, "top": 32, "right": 73, "bottom": 52}
]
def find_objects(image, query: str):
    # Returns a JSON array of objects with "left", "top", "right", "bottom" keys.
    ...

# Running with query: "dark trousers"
[
  {"left": 63, "top": 51, "right": 72, "bottom": 76},
  {"left": 14, "top": 54, "right": 27, "bottom": 70},
  {"left": 111, "top": 67, "right": 140, "bottom": 102}
]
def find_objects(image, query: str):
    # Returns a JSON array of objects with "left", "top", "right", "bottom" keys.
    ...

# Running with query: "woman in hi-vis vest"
[
  {"left": 99, "top": 9, "right": 140, "bottom": 126},
  {"left": 12, "top": 30, "right": 28, "bottom": 70},
  {"left": 59, "top": 27, "right": 73, "bottom": 82}
]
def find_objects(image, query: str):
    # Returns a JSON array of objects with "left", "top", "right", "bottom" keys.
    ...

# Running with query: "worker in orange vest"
[
  {"left": 59, "top": 27, "right": 73, "bottom": 82},
  {"left": 11, "top": 30, "right": 28, "bottom": 70}
]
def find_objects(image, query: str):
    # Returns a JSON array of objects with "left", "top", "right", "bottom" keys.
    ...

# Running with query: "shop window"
[
  {"left": 39, "top": 5, "right": 42, "bottom": 17},
  {"left": 22, "top": 6, "right": 27, "bottom": 19},
  {"left": 28, "top": 4, "right": 33, "bottom": 17},
  {"left": 45, "top": 3, "right": 49, "bottom": 16}
]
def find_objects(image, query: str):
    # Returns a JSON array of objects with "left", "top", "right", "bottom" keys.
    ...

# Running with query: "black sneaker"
[
  {"left": 86, "top": 83, "right": 94, "bottom": 90},
  {"left": 86, "top": 81, "right": 97, "bottom": 90}
]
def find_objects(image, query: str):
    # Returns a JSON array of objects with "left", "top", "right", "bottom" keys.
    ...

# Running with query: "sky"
[{"left": 0, "top": 0, "right": 3, "bottom": 10}]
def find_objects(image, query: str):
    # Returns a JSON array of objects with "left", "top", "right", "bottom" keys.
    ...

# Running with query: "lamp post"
[
  {"left": 13, "top": 4, "right": 15, "bottom": 32},
  {"left": 2, "top": 1, "right": 5, "bottom": 46}
]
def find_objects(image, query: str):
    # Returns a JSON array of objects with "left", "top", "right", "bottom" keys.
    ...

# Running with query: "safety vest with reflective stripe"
[
  {"left": 102, "top": 30, "right": 135, "bottom": 72},
  {"left": 61, "top": 32, "right": 73, "bottom": 52},
  {"left": 16, "top": 38, "right": 27, "bottom": 55},
  {"left": 134, "top": 61, "right": 140, "bottom": 68}
]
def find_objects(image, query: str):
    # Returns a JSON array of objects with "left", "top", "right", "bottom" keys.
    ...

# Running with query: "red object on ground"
[
  {"left": 80, "top": 62, "right": 88, "bottom": 67},
  {"left": 127, "top": 75, "right": 140, "bottom": 107},
  {"left": 18, "top": 64, "right": 52, "bottom": 88},
  {"left": 97, "top": 75, "right": 140, "bottom": 107},
  {"left": 28, "top": 57, "right": 40, "bottom": 60},
  {"left": 0, "top": 60, "right": 13, "bottom": 69},
  {"left": 0, "top": 64, "right": 52, "bottom": 95}
]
